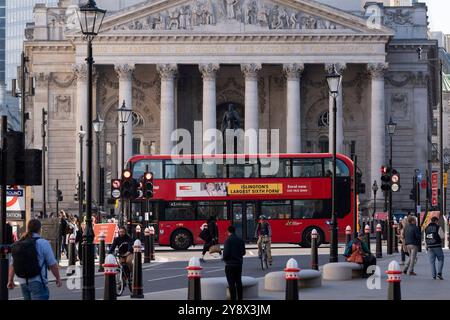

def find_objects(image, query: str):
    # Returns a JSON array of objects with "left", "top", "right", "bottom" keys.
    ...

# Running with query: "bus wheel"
[
  {"left": 301, "top": 227, "right": 324, "bottom": 248},
  {"left": 171, "top": 229, "right": 193, "bottom": 251}
]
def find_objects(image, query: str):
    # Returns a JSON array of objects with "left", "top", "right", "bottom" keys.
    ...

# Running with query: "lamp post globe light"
[
  {"left": 386, "top": 117, "right": 397, "bottom": 255},
  {"left": 77, "top": 0, "right": 106, "bottom": 301},
  {"left": 93, "top": 113, "right": 104, "bottom": 222},
  {"left": 326, "top": 64, "right": 342, "bottom": 263},
  {"left": 117, "top": 100, "right": 132, "bottom": 230}
]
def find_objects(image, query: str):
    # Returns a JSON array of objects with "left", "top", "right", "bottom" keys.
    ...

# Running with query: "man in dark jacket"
[
  {"left": 403, "top": 216, "right": 421, "bottom": 275},
  {"left": 425, "top": 217, "right": 445, "bottom": 279},
  {"left": 223, "top": 225, "right": 246, "bottom": 301}
]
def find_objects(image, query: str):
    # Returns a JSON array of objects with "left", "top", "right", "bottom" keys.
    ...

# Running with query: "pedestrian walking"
[
  {"left": 7, "top": 219, "right": 62, "bottom": 300},
  {"left": 425, "top": 217, "right": 445, "bottom": 280},
  {"left": 403, "top": 215, "right": 421, "bottom": 275},
  {"left": 199, "top": 216, "right": 221, "bottom": 263},
  {"left": 223, "top": 225, "right": 246, "bottom": 301},
  {"left": 58, "top": 210, "right": 68, "bottom": 258}
]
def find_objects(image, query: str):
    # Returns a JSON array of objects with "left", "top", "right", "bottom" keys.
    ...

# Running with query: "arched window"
[
  {"left": 318, "top": 111, "right": 329, "bottom": 128},
  {"left": 318, "top": 136, "right": 329, "bottom": 153},
  {"left": 132, "top": 112, "right": 145, "bottom": 128}
]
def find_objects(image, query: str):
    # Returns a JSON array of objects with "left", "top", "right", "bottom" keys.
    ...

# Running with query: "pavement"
[{"left": 8, "top": 243, "right": 450, "bottom": 300}]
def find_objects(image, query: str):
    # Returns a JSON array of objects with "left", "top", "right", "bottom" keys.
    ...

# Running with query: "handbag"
[
  {"left": 209, "top": 244, "right": 221, "bottom": 254},
  {"left": 346, "top": 242, "right": 364, "bottom": 264}
]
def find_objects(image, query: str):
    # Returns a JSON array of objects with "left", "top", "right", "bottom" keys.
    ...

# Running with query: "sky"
[{"left": 423, "top": 0, "right": 450, "bottom": 33}]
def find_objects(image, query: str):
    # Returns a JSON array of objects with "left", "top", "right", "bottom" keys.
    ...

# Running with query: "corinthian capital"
[
  {"left": 241, "top": 63, "right": 262, "bottom": 80},
  {"left": 199, "top": 63, "right": 220, "bottom": 81},
  {"left": 283, "top": 63, "right": 305, "bottom": 80},
  {"left": 157, "top": 64, "right": 178, "bottom": 81},
  {"left": 115, "top": 64, "right": 135, "bottom": 81},
  {"left": 325, "top": 63, "right": 347, "bottom": 75},
  {"left": 72, "top": 63, "right": 87, "bottom": 82},
  {"left": 367, "top": 63, "right": 389, "bottom": 80}
]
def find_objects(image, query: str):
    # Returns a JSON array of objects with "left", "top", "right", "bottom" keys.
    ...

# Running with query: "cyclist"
[
  {"left": 254, "top": 215, "right": 273, "bottom": 266},
  {"left": 108, "top": 227, "right": 134, "bottom": 277}
]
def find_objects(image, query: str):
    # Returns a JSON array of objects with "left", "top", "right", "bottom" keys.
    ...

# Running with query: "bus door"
[{"left": 231, "top": 202, "right": 257, "bottom": 242}]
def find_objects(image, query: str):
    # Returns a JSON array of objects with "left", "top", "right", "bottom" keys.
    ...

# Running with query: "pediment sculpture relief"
[{"left": 112, "top": 0, "right": 343, "bottom": 32}]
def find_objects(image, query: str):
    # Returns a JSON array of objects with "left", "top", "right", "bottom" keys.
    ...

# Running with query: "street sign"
[
  {"left": 432, "top": 172, "right": 439, "bottom": 206},
  {"left": 421, "top": 179, "right": 427, "bottom": 189},
  {"left": 112, "top": 179, "right": 121, "bottom": 189},
  {"left": 391, "top": 184, "right": 400, "bottom": 192},
  {"left": 111, "top": 189, "right": 121, "bottom": 199}
]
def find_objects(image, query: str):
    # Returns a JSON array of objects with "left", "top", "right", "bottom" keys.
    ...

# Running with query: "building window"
[
  {"left": 132, "top": 112, "right": 145, "bottom": 128},
  {"left": 432, "top": 118, "right": 438, "bottom": 136},
  {"left": 132, "top": 138, "right": 141, "bottom": 155},
  {"left": 318, "top": 136, "right": 329, "bottom": 153},
  {"left": 318, "top": 111, "right": 329, "bottom": 128},
  {"left": 432, "top": 143, "right": 438, "bottom": 161}
]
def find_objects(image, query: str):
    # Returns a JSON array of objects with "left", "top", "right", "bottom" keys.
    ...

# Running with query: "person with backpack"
[
  {"left": 344, "top": 231, "right": 376, "bottom": 276},
  {"left": 425, "top": 216, "right": 445, "bottom": 280},
  {"left": 7, "top": 219, "right": 62, "bottom": 300}
]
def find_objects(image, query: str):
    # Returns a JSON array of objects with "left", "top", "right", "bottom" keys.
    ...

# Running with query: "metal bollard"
[
  {"left": 386, "top": 260, "right": 402, "bottom": 300},
  {"left": 393, "top": 219, "right": 399, "bottom": 253},
  {"left": 376, "top": 224, "right": 382, "bottom": 258},
  {"left": 98, "top": 231, "right": 106, "bottom": 272},
  {"left": 345, "top": 225, "right": 352, "bottom": 244},
  {"left": 311, "top": 229, "right": 319, "bottom": 270},
  {"left": 187, "top": 257, "right": 202, "bottom": 300},
  {"left": 131, "top": 239, "right": 144, "bottom": 299},
  {"left": 149, "top": 226, "right": 155, "bottom": 260},
  {"left": 285, "top": 258, "right": 300, "bottom": 301},
  {"left": 365, "top": 224, "right": 371, "bottom": 252},
  {"left": 67, "top": 234, "right": 76, "bottom": 275},
  {"left": 144, "top": 228, "right": 151, "bottom": 263},
  {"left": 103, "top": 254, "right": 118, "bottom": 300}
]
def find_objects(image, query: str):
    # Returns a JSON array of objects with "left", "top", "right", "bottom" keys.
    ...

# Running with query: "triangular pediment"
[{"left": 94, "top": 0, "right": 393, "bottom": 36}]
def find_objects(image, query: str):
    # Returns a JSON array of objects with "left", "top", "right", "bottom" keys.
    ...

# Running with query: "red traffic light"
[
  {"left": 122, "top": 169, "right": 132, "bottom": 179},
  {"left": 144, "top": 172, "right": 153, "bottom": 180}
]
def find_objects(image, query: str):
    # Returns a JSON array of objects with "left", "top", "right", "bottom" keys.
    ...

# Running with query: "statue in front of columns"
[
  {"left": 226, "top": 0, "right": 238, "bottom": 19},
  {"left": 221, "top": 103, "right": 241, "bottom": 133}
]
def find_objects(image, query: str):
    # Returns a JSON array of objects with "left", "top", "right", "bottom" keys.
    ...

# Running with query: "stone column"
[
  {"left": 115, "top": 64, "right": 135, "bottom": 177},
  {"left": 283, "top": 63, "right": 304, "bottom": 153},
  {"left": 73, "top": 63, "right": 88, "bottom": 181},
  {"left": 368, "top": 63, "right": 388, "bottom": 194},
  {"left": 325, "top": 63, "right": 346, "bottom": 154},
  {"left": 241, "top": 63, "right": 261, "bottom": 154},
  {"left": 157, "top": 64, "right": 178, "bottom": 155},
  {"left": 199, "top": 63, "right": 220, "bottom": 152}
]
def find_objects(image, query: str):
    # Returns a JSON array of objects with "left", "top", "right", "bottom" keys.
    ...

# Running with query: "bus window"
[
  {"left": 228, "top": 164, "right": 259, "bottom": 178},
  {"left": 165, "top": 161, "right": 196, "bottom": 179},
  {"left": 260, "top": 159, "right": 291, "bottom": 178},
  {"left": 260, "top": 201, "right": 291, "bottom": 220},
  {"left": 196, "top": 163, "right": 227, "bottom": 178},
  {"left": 292, "top": 159, "right": 323, "bottom": 177},
  {"left": 163, "top": 202, "right": 195, "bottom": 220},
  {"left": 292, "top": 200, "right": 332, "bottom": 219},
  {"left": 324, "top": 159, "right": 350, "bottom": 177},
  {"left": 133, "top": 160, "right": 163, "bottom": 179},
  {"left": 197, "top": 201, "right": 228, "bottom": 221}
]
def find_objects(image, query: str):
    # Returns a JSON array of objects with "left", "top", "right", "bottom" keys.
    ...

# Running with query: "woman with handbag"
[
  {"left": 344, "top": 231, "right": 376, "bottom": 276},
  {"left": 200, "top": 216, "right": 222, "bottom": 262}
]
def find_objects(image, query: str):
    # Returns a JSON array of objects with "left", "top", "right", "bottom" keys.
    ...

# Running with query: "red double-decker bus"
[{"left": 127, "top": 153, "right": 356, "bottom": 250}]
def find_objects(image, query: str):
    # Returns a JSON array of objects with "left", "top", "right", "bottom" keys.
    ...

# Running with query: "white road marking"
[
  {"left": 249, "top": 251, "right": 255, "bottom": 256},
  {"left": 147, "top": 268, "right": 223, "bottom": 282}
]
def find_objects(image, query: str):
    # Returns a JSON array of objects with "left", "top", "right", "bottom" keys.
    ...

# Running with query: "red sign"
[
  {"left": 112, "top": 179, "right": 121, "bottom": 189},
  {"left": 93, "top": 223, "right": 117, "bottom": 245},
  {"left": 421, "top": 179, "right": 427, "bottom": 189},
  {"left": 432, "top": 172, "right": 439, "bottom": 207}
]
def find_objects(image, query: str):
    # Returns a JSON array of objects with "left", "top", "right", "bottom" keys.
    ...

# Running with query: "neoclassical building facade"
[{"left": 23, "top": 0, "right": 438, "bottom": 217}]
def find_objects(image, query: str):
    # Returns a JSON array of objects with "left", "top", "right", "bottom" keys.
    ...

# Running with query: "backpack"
[
  {"left": 11, "top": 237, "right": 43, "bottom": 280},
  {"left": 425, "top": 224, "right": 441, "bottom": 247}
]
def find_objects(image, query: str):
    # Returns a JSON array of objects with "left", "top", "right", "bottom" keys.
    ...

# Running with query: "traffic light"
[
  {"left": 143, "top": 172, "right": 154, "bottom": 199},
  {"left": 57, "top": 189, "right": 63, "bottom": 202},
  {"left": 381, "top": 166, "right": 391, "bottom": 192},
  {"left": 136, "top": 179, "right": 144, "bottom": 199},
  {"left": 409, "top": 187, "right": 417, "bottom": 201},
  {"left": 355, "top": 172, "right": 366, "bottom": 194},
  {"left": 391, "top": 169, "right": 401, "bottom": 192},
  {"left": 121, "top": 169, "right": 133, "bottom": 199}
]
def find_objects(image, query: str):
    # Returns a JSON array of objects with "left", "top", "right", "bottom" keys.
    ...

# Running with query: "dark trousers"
[
  {"left": 202, "top": 241, "right": 212, "bottom": 255},
  {"left": 225, "top": 265, "right": 243, "bottom": 301}
]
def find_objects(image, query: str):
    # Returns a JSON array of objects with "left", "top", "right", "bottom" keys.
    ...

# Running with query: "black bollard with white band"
[
  {"left": 98, "top": 231, "right": 106, "bottom": 272},
  {"left": 345, "top": 225, "right": 352, "bottom": 245},
  {"left": 365, "top": 224, "right": 371, "bottom": 251},
  {"left": 67, "top": 234, "right": 76, "bottom": 275},
  {"left": 386, "top": 260, "right": 402, "bottom": 300},
  {"left": 149, "top": 226, "right": 155, "bottom": 260},
  {"left": 187, "top": 257, "right": 202, "bottom": 300},
  {"left": 144, "top": 227, "right": 151, "bottom": 263},
  {"left": 103, "top": 254, "right": 118, "bottom": 300},
  {"left": 131, "top": 239, "right": 144, "bottom": 298},
  {"left": 376, "top": 223, "right": 382, "bottom": 258},
  {"left": 311, "top": 229, "right": 319, "bottom": 270},
  {"left": 285, "top": 258, "right": 300, "bottom": 301}
]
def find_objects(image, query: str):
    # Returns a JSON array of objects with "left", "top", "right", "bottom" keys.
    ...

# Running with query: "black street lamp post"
[
  {"left": 372, "top": 181, "right": 378, "bottom": 233},
  {"left": 117, "top": 101, "right": 132, "bottom": 229},
  {"left": 386, "top": 117, "right": 397, "bottom": 255},
  {"left": 326, "top": 64, "right": 342, "bottom": 263},
  {"left": 77, "top": 0, "right": 106, "bottom": 301},
  {"left": 78, "top": 127, "right": 85, "bottom": 218},
  {"left": 93, "top": 114, "right": 104, "bottom": 222}
]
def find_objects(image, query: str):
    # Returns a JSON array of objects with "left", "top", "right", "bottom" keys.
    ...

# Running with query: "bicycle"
[
  {"left": 258, "top": 236, "right": 269, "bottom": 271},
  {"left": 114, "top": 255, "right": 133, "bottom": 296}
]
